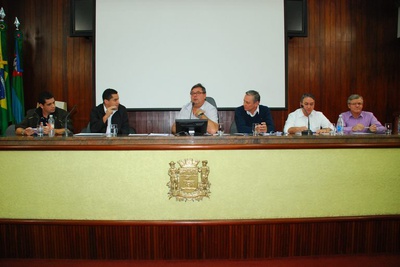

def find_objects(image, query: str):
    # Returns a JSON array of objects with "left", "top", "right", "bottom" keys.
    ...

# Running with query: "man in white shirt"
[
  {"left": 283, "top": 93, "right": 333, "bottom": 134},
  {"left": 171, "top": 83, "right": 218, "bottom": 134}
]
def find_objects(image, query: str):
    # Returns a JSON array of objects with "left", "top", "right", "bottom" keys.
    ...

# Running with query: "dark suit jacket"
[{"left": 90, "top": 104, "right": 130, "bottom": 134}]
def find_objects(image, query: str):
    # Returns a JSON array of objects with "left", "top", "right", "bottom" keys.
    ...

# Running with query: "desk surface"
[{"left": 1, "top": 134, "right": 400, "bottom": 150}]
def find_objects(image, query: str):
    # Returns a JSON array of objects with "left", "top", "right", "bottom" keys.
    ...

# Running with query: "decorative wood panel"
[
  {"left": 1, "top": 216, "right": 399, "bottom": 260},
  {"left": 4, "top": 0, "right": 400, "bottom": 134}
]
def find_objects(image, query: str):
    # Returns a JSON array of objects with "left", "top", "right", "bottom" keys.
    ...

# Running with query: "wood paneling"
[
  {"left": 1, "top": 216, "right": 399, "bottom": 260},
  {"left": 4, "top": 0, "right": 93, "bottom": 132},
  {"left": 2, "top": 0, "right": 400, "bottom": 133}
]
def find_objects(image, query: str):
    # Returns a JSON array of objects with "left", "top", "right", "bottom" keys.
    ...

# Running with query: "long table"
[{"left": 1, "top": 133, "right": 400, "bottom": 150}]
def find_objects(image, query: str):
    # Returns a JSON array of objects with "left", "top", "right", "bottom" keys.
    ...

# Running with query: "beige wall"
[{"left": 1, "top": 149, "right": 399, "bottom": 220}]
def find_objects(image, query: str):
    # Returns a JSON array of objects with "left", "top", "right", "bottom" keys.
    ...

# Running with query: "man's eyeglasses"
[
  {"left": 190, "top": 92, "right": 204, "bottom": 96},
  {"left": 350, "top": 102, "right": 363, "bottom": 106}
]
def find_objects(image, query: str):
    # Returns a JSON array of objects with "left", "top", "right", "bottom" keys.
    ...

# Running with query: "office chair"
[
  {"left": 230, "top": 120, "right": 237, "bottom": 134},
  {"left": 206, "top": 96, "right": 220, "bottom": 122},
  {"left": 206, "top": 96, "right": 217, "bottom": 108},
  {"left": 5, "top": 124, "right": 16, "bottom": 136}
]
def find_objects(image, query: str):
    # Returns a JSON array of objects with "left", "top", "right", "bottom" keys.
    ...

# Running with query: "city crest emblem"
[{"left": 167, "top": 159, "right": 211, "bottom": 201}]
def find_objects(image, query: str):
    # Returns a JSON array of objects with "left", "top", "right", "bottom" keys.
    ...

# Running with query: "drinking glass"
[
  {"left": 217, "top": 123, "right": 224, "bottom": 136},
  {"left": 48, "top": 128, "right": 55, "bottom": 137},
  {"left": 384, "top": 123, "right": 392, "bottom": 135},
  {"left": 37, "top": 123, "right": 44, "bottom": 137},
  {"left": 330, "top": 123, "right": 336, "bottom": 136},
  {"left": 110, "top": 124, "right": 118, "bottom": 137},
  {"left": 252, "top": 123, "right": 260, "bottom": 136}
]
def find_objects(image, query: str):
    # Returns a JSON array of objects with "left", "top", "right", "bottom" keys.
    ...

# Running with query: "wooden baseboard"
[{"left": 1, "top": 216, "right": 400, "bottom": 260}]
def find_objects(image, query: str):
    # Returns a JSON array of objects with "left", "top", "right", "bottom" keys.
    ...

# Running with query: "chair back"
[
  {"left": 205, "top": 97, "right": 217, "bottom": 108},
  {"left": 230, "top": 120, "right": 237, "bottom": 134},
  {"left": 205, "top": 96, "right": 219, "bottom": 122},
  {"left": 5, "top": 125, "right": 16, "bottom": 136},
  {"left": 55, "top": 101, "right": 67, "bottom": 110},
  {"left": 81, "top": 122, "right": 91, "bottom": 133}
]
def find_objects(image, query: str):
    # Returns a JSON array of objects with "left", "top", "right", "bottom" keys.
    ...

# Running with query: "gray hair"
[
  {"left": 347, "top": 94, "right": 363, "bottom": 104},
  {"left": 245, "top": 90, "right": 260, "bottom": 102}
]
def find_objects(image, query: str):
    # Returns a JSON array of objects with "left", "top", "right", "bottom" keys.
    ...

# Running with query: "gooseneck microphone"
[
  {"left": 64, "top": 104, "right": 77, "bottom": 137},
  {"left": 301, "top": 104, "right": 313, "bottom": 136}
]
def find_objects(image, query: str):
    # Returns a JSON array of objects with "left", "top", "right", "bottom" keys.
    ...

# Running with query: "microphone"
[
  {"left": 301, "top": 104, "right": 312, "bottom": 136},
  {"left": 64, "top": 104, "right": 77, "bottom": 137}
]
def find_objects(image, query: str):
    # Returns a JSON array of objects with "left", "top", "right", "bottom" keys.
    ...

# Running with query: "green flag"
[
  {"left": 12, "top": 18, "right": 24, "bottom": 124},
  {"left": 0, "top": 11, "right": 12, "bottom": 136}
]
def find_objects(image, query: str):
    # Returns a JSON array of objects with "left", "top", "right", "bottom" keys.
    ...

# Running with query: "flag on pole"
[
  {"left": 11, "top": 17, "right": 24, "bottom": 124},
  {"left": 0, "top": 8, "right": 12, "bottom": 136}
]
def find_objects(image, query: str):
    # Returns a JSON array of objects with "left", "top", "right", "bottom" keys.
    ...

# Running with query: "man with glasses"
[
  {"left": 340, "top": 94, "right": 385, "bottom": 134},
  {"left": 171, "top": 83, "right": 218, "bottom": 134}
]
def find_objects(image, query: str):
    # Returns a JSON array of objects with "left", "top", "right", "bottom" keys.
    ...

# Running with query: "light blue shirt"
[{"left": 176, "top": 101, "right": 218, "bottom": 123}]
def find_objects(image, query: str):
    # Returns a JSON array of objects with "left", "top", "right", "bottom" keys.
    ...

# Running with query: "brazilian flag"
[{"left": 0, "top": 15, "right": 12, "bottom": 136}]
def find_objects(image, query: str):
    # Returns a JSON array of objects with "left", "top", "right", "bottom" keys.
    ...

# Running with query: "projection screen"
[{"left": 96, "top": 0, "right": 286, "bottom": 109}]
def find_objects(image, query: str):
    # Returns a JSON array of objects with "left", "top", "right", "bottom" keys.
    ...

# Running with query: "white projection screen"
[{"left": 95, "top": 0, "right": 286, "bottom": 109}]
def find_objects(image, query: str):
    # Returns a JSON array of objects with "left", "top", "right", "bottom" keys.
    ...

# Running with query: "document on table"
[
  {"left": 74, "top": 133, "right": 107, "bottom": 137},
  {"left": 128, "top": 133, "right": 170, "bottom": 137}
]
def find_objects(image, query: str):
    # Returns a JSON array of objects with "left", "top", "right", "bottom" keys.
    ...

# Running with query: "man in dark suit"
[
  {"left": 234, "top": 90, "right": 275, "bottom": 134},
  {"left": 90, "top": 88, "right": 131, "bottom": 135}
]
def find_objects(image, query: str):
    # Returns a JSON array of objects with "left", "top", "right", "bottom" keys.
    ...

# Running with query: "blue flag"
[{"left": 12, "top": 24, "right": 24, "bottom": 124}]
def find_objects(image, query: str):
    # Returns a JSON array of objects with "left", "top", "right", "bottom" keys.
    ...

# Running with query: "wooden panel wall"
[
  {"left": 1, "top": 217, "right": 400, "bottom": 260},
  {"left": 2, "top": 0, "right": 400, "bottom": 133},
  {"left": 3, "top": 0, "right": 93, "bottom": 131}
]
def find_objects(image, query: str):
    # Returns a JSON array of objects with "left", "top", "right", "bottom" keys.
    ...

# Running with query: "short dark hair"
[
  {"left": 245, "top": 90, "right": 260, "bottom": 102},
  {"left": 300, "top": 93, "right": 315, "bottom": 102},
  {"left": 38, "top": 91, "right": 54, "bottom": 105},
  {"left": 102, "top": 88, "right": 118, "bottom": 101},
  {"left": 191, "top": 83, "right": 206, "bottom": 93}
]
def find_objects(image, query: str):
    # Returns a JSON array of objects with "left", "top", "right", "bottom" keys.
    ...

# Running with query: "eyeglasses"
[
  {"left": 190, "top": 92, "right": 204, "bottom": 96},
  {"left": 349, "top": 102, "right": 363, "bottom": 106}
]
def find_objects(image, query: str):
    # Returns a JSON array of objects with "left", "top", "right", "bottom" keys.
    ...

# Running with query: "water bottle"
[
  {"left": 37, "top": 122, "right": 44, "bottom": 137},
  {"left": 48, "top": 115, "right": 55, "bottom": 137},
  {"left": 336, "top": 114, "right": 344, "bottom": 135}
]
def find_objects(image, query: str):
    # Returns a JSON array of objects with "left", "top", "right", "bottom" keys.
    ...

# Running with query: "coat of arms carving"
[{"left": 167, "top": 159, "right": 211, "bottom": 201}]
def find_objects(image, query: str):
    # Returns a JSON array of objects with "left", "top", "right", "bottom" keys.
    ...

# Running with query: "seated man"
[
  {"left": 171, "top": 83, "right": 218, "bottom": 134},
  {"left": 15, "top": 91, "right": 73, "bottom": 136},
  {"left": 341, "top": 94, "right": 385, "bottom": 134},
  {"left": 90, "top": 88, "right": 131, "bottom": 135},
  {"left": 283, "top": 93, "right": 333, "bottom": 134},
  {"left": 234, "top": 90, "right": 275, "bottom": 134}
]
